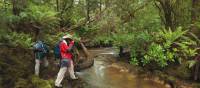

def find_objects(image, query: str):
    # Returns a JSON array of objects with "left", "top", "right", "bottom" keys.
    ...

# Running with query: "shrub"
[
  {"left": 130, "top": 27, "right": 197, "bottom": 68},
  {"left": 0, "top": 30, "right": 33, "bottom": 48}
]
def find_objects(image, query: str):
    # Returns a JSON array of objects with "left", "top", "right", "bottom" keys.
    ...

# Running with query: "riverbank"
[
  {"left": 118, "top": 53, "right": 200, "bottom": 88},
  {"left": 116, "top": 59, "right": 193, "bottom": 88}
]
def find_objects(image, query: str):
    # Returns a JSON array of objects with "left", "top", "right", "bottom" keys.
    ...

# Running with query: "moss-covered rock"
[{"left": 31, "top": 75, "right": 53, "bottom": 88}]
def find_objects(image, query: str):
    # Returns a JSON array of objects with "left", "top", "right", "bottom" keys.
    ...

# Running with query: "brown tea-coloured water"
[{"left": 77, "top": 48, "right": 167, "bottom": 88}]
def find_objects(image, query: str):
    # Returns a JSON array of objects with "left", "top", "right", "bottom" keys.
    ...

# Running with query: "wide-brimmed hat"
[{"left": 62, "top": 34, "right": 72, "bottom": 39}]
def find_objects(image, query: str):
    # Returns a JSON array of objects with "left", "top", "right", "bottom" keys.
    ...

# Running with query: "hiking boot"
[
  {"left": 55, "top": 84, "right": 63, "bottom": 88},
  {"left": 71, "top": 76, "right": 78, "bottom": 80}
]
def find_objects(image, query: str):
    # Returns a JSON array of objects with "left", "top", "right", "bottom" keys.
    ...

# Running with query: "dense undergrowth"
[{"left": 0, "top": 0, "right": 200, "bottom": 87}]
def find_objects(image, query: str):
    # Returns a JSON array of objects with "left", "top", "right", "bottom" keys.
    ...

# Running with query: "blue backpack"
[
  {"left": 33, "top": 41, "right": 49, "bottom": 53},
  {"left": 54, "top": 41, "right": 61, "bottom": 59}
]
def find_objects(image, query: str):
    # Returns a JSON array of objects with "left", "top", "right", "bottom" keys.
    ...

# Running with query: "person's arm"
[
  {"left": 67, "top": 40, "right": 74, "bottom": 52},
  {"left": 60, "top": 41, "right": 75, "bottom": 53}
]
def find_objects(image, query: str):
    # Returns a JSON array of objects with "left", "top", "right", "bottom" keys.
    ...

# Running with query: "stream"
[{"left": 76, "top": 48, "right": 167, "bottom": 88}]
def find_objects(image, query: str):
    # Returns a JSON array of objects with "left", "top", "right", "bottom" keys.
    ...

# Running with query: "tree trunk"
[
  {"left": 99, "top": 0, "right": 102, "bottom": 12},
  {"left": 191, "top": 0, "right": 200, "bottom": 37},
  {"left": 164, "top": 1, "right": 173, "bottom": 30},
  {"left": 3, "top": 0, "right": 8, "bottom": 10},
  {"left": 12, "top": 0, "right": 27, "bottom": 15},
  {"left": 119, "top": 46, "right": 124, "bottom": 57},
  {"left": 12, "top": 0, "right": 20, "bottom": 15},
  {"left": 194, "top": 62, "right": 200, "bottom": 80},
  {"left": 158, "top": 0, "right": 175, "bottom": 30},
  {"left": 86, "top": 0, "right": 90, "bottom": 22},
  {"left": 56, "top": 0, "right": 59, "bottom": 11},
  {"left": 34, "top": 29, "right": 40, "bottom": 42}
]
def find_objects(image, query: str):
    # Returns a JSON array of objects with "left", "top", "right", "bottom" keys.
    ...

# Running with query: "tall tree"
[
  {"left": 191, "top": 0, "right": 200, "bottom": 37},
  {"left": 86, "top": 0, "right": 90, "bottom": 22},
  {"left": 12, "top": 0, "right": 27, "bottom": 15},
  {"left": 155, "top": 0, "right": 175, "bottom": 30},
  {"left": 12, "top": 0, "right": 19, "bottom": 15}
]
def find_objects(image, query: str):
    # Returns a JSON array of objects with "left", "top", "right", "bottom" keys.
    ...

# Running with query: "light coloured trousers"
[
  {"left": 35, "top": 58, "right": 49, "bottom": 76},
  {"left": 55, "top": 60, "right": 76, "bottom": 87}
]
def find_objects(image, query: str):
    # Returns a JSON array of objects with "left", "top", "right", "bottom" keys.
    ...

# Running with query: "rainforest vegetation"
[{"left": 0, "top": 0, "right": 200, "bottom": 88}]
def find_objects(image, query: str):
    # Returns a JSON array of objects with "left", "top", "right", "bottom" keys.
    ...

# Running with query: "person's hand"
[
  {"left": 71, "top": 40, "right": 74, "bottom": 43},
  {"left": 71, "top": 40, "right": 75, "bottom": 45}
]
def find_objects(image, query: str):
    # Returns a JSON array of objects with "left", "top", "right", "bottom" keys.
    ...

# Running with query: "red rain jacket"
[{"left": 59, "top": 40, "right": 74, "bottom": 60}]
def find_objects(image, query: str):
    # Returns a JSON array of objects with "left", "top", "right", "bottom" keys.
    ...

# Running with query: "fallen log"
[
  {"left": 74, "top": 42, "right": 94, "bottom": 71},
  {"left": 80, "top": 42, "right": 91, "bottom": 59}
]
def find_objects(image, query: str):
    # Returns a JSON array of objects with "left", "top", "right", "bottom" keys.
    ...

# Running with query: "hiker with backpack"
[
  {"left": 33, "top": 40, "right": 49, "bottom": 76},
  {"left": 54, "top": 39, "right": 62, "bottom": 68},
  {"left": 55, "top": 34, "right": 78, "bottom": 88}
]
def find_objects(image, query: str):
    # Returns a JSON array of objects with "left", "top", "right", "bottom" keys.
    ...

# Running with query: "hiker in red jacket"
[{"left": 55, "top": 34, "right": 78, "bottom": 88}]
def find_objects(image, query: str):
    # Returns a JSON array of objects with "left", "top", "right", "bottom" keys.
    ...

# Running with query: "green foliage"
[
  {"left": 0, "top": 31, "right": 33, "bottom": 48},
  {"left": 44, "top": 32, "right": 81, "bottom": 47},
  {"left": 0, "top": 0, "right": 199, "bottom": 85},
  {"left": 112, "top": 33, "right": 135, "bottom": 47},
  {"left": 0, "top": 46, "right": 34, "bottom": 88},
  {"left": 184, "top": 33, "right": 200, "bottom": 69},
  {"left": 21, "top": 3, "right": 59, "bottom": 29},
  {"left": 15, "top": 78, "right": 32, "bottom": 88},
  {"left": 92, "top": 35, "right": 113, "bottom": 46},
  {"left": 143, "top": 43, "right": 169, "bottom": 67},
  {"left": 187, "top": 60, "right": 198, "bottom": 68},
  {"left": 130, "top": 27, "right": 197, "bottom": 68},
  {"left": 31, "top": 75, "right": 53, "bottom": 88},
  {"left": 133, "top": 2, "right": 161, "bottom": 31},
  {"left": 176, "top": 41, "right": 197, "bottom": 59},
  {"left": 0, "top": 10, "right": 20, "bottom": 26},
  {"left": 159, "top": 27, "right": 188, "bottom": 48}
]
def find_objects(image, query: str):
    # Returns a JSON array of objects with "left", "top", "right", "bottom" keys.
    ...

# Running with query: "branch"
[
  {"left": 154, "top": 0, "right": 165, "bottom": 25},
  {"left": 154, "top": 0, "right": 167, "bottom": 26},
  {"left": 123, "top": 0, "right": 153, "bottom": 23}
]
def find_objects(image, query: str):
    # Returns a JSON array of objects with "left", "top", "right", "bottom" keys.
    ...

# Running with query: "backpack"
[
  {"left": 33, "top": 41, "right": 49, "bottom": 54},
  {"left": 54, "top": 41, "right": 62, "bottom": 59}
]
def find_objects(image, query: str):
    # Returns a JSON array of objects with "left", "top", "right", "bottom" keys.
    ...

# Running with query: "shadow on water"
[{"left": 76, "top": 48, "right": 167, "bottom": 88}]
